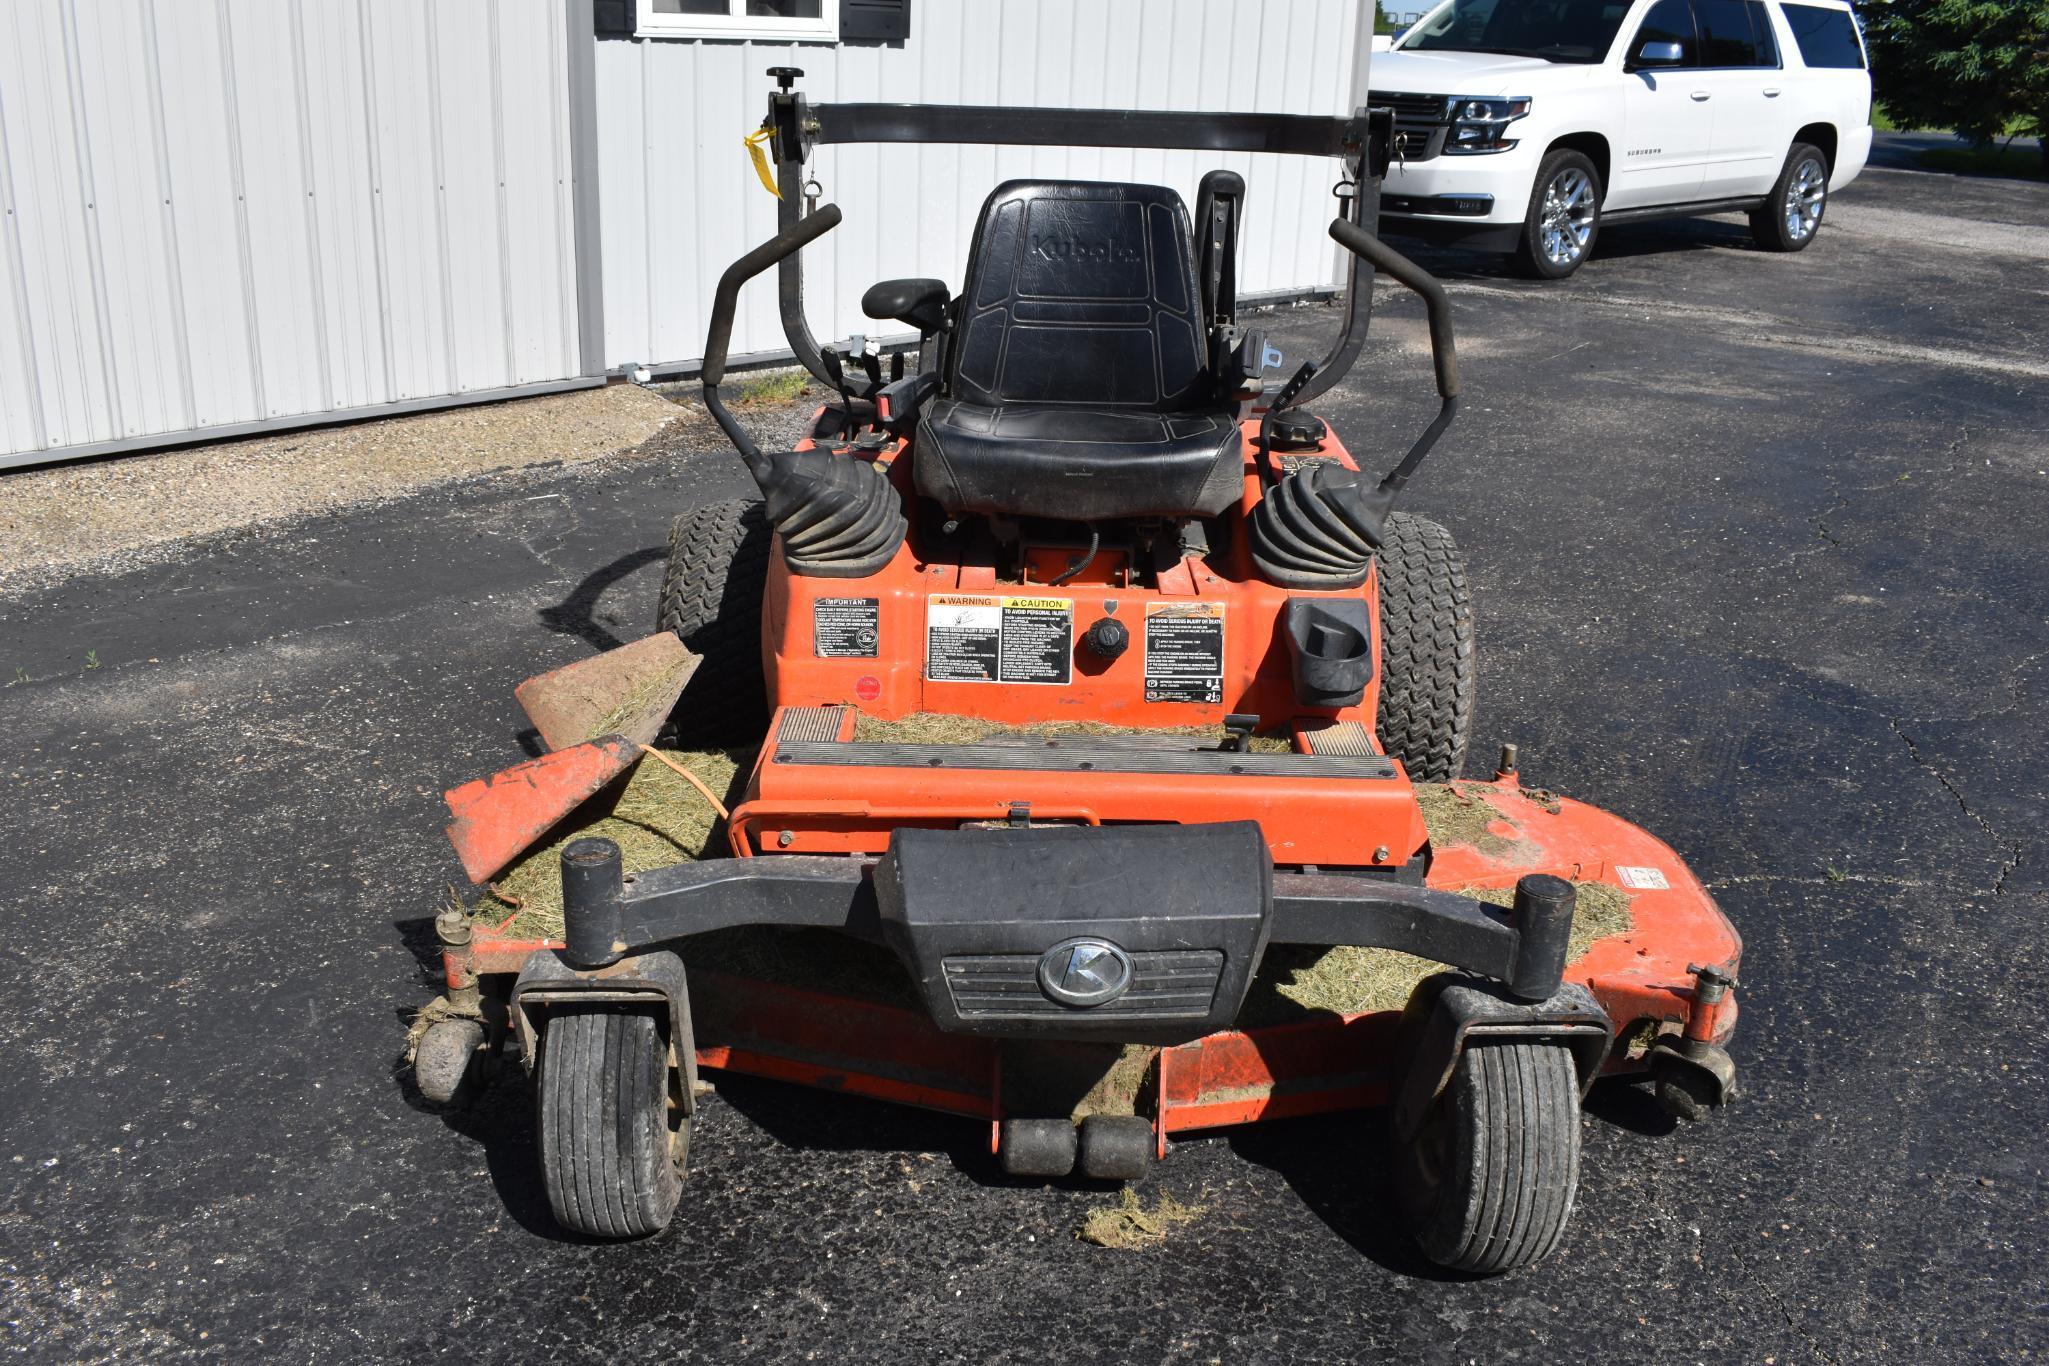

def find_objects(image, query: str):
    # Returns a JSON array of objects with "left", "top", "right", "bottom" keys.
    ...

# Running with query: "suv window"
[
  {"left": 1745, "top": 0, "right": 1780, "bottom": 65},
  {"left": 1694, "top": 0, "right": 1775, "bottom": 66},
  {"left": 1401, "top": 0, "right": 1639, "bottom": 65},
  {"left": 1779, "top": 2, "right": 1865, "bottom": 68},
  {"left": 1632, "top": 0, "right": 1699, "bottom": 62}
]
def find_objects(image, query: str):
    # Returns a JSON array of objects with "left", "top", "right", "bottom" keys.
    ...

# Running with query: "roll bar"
[{"left": 755, "top": 68, "right": 1397, "bottom": 407}]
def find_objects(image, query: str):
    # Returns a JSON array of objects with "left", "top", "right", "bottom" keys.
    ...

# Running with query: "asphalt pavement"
[{"left": 3, "top": 155, "right": 2045, "bottom": 1363}]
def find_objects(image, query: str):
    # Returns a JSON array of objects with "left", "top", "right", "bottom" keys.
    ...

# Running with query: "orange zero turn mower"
[{"left": 412, "top": 70, "right": 1740, "bottom": 1274}]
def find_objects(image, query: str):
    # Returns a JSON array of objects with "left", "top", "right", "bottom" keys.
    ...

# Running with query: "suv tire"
[
  {"left": 1750, "top": 142, "right": 1829, "bottom": 252},
  {"left": 1512, "top": 149, "right": 1602, "bottom": 280}
]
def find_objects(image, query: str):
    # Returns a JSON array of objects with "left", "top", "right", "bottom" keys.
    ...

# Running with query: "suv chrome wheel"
[
  {"left": 1539, "top": 167, "right": 1597, "bottom": 267},
  {"left": 1783, "top": 156, "right": 1825, "bottom": 242}
]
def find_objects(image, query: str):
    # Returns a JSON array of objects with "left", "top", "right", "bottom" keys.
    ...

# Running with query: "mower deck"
[{"left": 442, "top": 768, "right": 1737, "bottom": 1155}]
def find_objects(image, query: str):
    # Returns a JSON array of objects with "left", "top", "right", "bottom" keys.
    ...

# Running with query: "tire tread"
[
  {"left": 1375, "top": 512, "right": 1476, "bottom": 782},
  {"left": 538, "top": 1008, "right": 682, "bottom": 1239},
  {"left": 656, "top": 498, "right": 773, "bottom": 746}
]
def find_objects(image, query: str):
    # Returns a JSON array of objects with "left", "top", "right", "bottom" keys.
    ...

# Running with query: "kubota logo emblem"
[
  {"left": 1037, "top": 937, "right": 1134, "bottom": 1007},
  {"left": 1030, "top": 235, "right": 1141, "bottom": 264}
]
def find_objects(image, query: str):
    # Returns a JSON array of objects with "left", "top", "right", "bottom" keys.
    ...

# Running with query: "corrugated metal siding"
[
  {"left": 0, "top": 0, "right": 584, "bottom": 464},
  {"left": 597, "top": 0, "right": 1368, "bottom": 371}
]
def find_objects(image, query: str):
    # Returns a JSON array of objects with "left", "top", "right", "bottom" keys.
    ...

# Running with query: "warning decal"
[
  {"left": 1144, "top": 602, "right": 1224, "bottom": 704},
  {"left": 926, "top": 595, "right": 1074, "bottom": 685},
  {"left": 1615, "top": 865, "right": 1670, "bottom": 891},
  {"left": 813, "top": 597, "right": 880, "bottom": 658}
]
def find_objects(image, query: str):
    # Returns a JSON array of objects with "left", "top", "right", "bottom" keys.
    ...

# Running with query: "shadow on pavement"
[
  {"left": 1225, "top": 1112, "right": 1478, "bottom": 1282},
  {"left": 537, "top": 546, "right": 666, "bottom": 652}
]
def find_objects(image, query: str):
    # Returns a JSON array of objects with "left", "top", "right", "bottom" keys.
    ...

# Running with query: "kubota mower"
[{"left": 411, "top": 71, "right": 1740, "bottom": 1274}]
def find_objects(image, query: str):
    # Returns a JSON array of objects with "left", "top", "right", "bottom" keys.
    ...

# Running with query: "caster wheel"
[
  {"left": 537, "top": 1007, "right": 687, "bottom": 1238},
  {"left": 1076, "top": 1115, "right": 1155, "bottom": 1182},
  {"left": 1000, "top": 1118, "right": 1077, "bottom": 1178},
  {"left": 1394, "top": 1039, "right": 1581, "bottom": 1274},
  {"left": 413, "top": 1017, "right": 486, "bottom": 1107}
]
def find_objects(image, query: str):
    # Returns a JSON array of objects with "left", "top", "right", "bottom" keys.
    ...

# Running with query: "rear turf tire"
[
  {"left": 1374, "top": 512, "right": 1476, "bottom": 782},
  {"left": 656, "top": 497, "right": 772, "bottom": 746},
  {"left": 537, "top": 1008, "right": 685, "bottom": 1239},
  {"left": 1395, "top": 1039, "right": 1581, "bottom": 1274}
]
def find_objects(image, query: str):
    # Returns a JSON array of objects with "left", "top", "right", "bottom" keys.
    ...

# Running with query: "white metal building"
[{"left": 0, "top": 0, "right": 1370, "bottom": 471}]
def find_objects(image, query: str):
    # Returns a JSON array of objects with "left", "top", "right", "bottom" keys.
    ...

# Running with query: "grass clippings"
[
  {"left": 1079, "top": 1189, "right": 1205, "bottom": 1250},
  {"left": 852, "top": 711, "right": 1294, "bottom": 751},
  {"left": 1248, "top": 879, "right": 1635, "bottom": 1021},
  {"left": 403, "top": 993, "right": 484, "bottom": 1065},
  {"left": 478, "top": 746, "right": 751, "bottom": 939},
  {"left": 1414, "top": 780, "right": 1535, "bottom": 858}
]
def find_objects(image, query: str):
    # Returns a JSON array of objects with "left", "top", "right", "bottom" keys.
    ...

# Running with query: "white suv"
[{"left": 1372, "top": 0, "right": 1873, "bottom": 277}]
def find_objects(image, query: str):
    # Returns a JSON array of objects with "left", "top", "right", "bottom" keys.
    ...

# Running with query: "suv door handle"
[
  {"left": 1763, "top": 86, "right": 1782, "bottom": 96},
  {"left": 1690, "top": 91, "right": 1711, "bottom": 101}
]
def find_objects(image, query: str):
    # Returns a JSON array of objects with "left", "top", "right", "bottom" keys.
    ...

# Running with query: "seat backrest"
[{"left": 948, "top": 180, "right": 1209, "bottom": 413}]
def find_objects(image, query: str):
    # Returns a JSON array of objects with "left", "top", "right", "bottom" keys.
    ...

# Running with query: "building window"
[{"left": 637, "top": 0, "right": 839, "bottom": 42}]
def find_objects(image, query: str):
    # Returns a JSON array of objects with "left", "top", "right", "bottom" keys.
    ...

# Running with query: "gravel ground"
[{"left": 0, "top": 383, "right": 691, "bottom": 591}]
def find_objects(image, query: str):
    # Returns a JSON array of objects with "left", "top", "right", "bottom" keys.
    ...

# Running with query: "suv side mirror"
[
  {"left": 1629, "top": 39, "right": 1685, "bottom": 69},
  {"left": 862, "top": 278, "right": 951, "bottom": 335}
]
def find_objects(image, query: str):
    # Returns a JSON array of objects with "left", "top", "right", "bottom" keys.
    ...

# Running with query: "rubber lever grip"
[
  {"left": 702, "top": 204, "right": 844, "bottom": 387},
  {"left": 1328, "top": 218, "right": 1460, "bottom": 400}
]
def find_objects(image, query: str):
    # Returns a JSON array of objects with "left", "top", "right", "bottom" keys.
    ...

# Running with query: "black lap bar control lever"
[
  {"left": 701, "top": 203, "right": 907, "bottom": 578},
  {"left": 1248, "top": 222, "right": 1463, "bottom": 589}
]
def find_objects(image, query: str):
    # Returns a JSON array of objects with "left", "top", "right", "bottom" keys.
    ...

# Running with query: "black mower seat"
[{"left": 916, "top": 180, "right": 1244, "bottom": 523}]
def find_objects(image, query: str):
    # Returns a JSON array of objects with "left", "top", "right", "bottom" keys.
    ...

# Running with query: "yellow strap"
[{"left": 743, "top": 128, "right": 782, "bottom": 200}]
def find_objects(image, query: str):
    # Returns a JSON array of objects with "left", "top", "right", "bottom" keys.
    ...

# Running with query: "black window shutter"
[{"left": 841, "top": 0, "right": 910, "bottom": 45}]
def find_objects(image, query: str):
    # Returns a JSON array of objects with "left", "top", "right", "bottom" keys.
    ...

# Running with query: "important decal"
[
  {"left": 1615, "top": 865, "right": 1670, "bottom": 890},
  {"left": 813, "top": 597, "right": 880, "bottom": 658},
  {"left": 1143, "top": 602, "right": 1224, "bottom": 703},
  {"left": 925, "top": 595, "right": 1074, "bottom": 685},
  {"left": 1274, "top": 452, "right": 1342, "bottom": 475}
]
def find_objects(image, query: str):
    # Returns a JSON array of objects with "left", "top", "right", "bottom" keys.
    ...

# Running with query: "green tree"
[
  {"left": 1376, "top": 2, "right": 1396, "bottom": 35},
  {"left": 1863, "top": 0, "right": 2049, "bottom": 171}
]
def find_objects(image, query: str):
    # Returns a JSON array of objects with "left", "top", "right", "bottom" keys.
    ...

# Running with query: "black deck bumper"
[{"left": 555, "top": 822, "right": 1579, "bottom": 1042}]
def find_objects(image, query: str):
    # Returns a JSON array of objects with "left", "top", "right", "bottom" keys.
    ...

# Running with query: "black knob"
[
  {"left": 1084, "top": 617, "right": 1130, "bottom": 660},
  {"left": 767, "top": 66, "right": 804, "bottom": 89}
]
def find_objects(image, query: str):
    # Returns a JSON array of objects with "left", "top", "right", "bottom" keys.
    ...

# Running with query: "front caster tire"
[
  {"left": 1512, "top": 150, "right": 1601, "bottom": 280},
  {"left": 1750, "top": 142, "right": 1828, "bottom": 252},
  {"left": 537, "top": 1008, "right": 686, "bottom": 1239},
  {"left": 413, "top": 1017, "right": 487, "bottom": 1107},
  {"left": 1395, "top": 1040, "right": 1582, "bottom": 1274}
]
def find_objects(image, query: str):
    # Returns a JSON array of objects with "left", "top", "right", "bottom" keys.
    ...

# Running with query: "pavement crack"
[
  {"left": 1723, "top": 1242, "right": 1846, "bottom": 1366},
  {"left": 1886, "top": 716, "right": 2023, "bottom": 896}
]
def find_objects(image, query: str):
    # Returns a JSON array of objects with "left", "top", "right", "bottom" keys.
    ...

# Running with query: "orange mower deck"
[{"left": 439, "top": 768, "right": 1738, "bottom": 1157}]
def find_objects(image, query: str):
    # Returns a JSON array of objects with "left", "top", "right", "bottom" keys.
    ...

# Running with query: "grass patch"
[
  {"left": 730, "top": 369, "right": 812, "bottom": 410},
  {"left": 1918, "top": 142, "right": 2046, "bottom": 180},
  {"left": 1078, "top": 1189, "right": 1204, "bottom": 1249}
]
